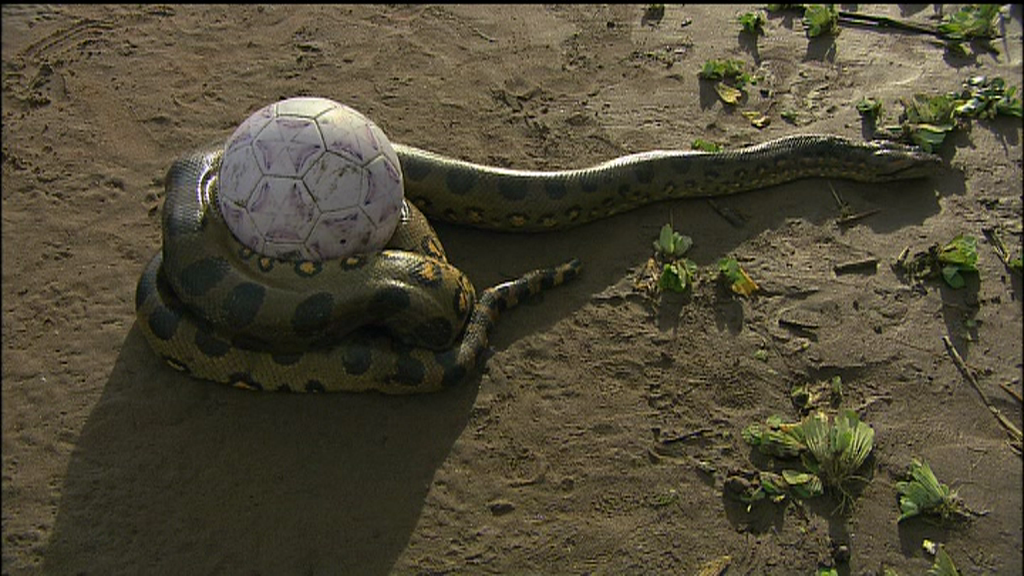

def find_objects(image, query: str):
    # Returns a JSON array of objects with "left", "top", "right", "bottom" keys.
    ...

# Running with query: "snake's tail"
[{"left": 448, "top": 258, "right": 583, "bottom": 380}]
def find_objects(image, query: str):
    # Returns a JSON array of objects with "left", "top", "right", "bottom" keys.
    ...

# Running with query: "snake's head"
[{"left": 866, "top": 140, "right": 945, "bottom": 180}]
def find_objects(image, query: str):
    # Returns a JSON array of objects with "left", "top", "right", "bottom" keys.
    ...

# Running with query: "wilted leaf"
[
  {"left": 718, "top": 257, "right": 759, "bottom": 296},
  {"left": 741, "top": 110, "right": 771, "bottom": 128},
  {"left": 714, "top": 82, "right": 744, "bottom": 105}
]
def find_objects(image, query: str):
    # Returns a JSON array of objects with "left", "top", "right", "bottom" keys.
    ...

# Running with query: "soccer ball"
[{"left": 216, "top": 97, "right": 405, "bottom": 261}]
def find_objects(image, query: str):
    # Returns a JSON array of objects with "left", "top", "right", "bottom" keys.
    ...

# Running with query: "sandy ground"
[{"left": 2, "top": 4, "right": 1022, "bottom": 575}]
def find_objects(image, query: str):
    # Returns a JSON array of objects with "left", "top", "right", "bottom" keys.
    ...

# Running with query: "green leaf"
[
  {"left": 941, "top": 265, "right": 965, "bottom": 289},
  {"left": 897, "top": 459, "right": 959, "bottom": 522},
  {"left": 717, "top": 257, "right": 759, "bottom": 296},
  {"left": 654, "top": 224, "right": 692, "bottom": 258},
  {"left": 856, "top": 96, "right": 883, "bottom": 119},
  {"left": 907, "top": 123, "right": 953, "bottom": 153},
  {"left": 938, "top": 4, "right": 1000, "bottom": 41},
  {"left": 738, "top": 11, "right": 765, "bottom": 35},
  {"left": 742, "top": 418, "right": 806, "bottom": 458},
  {"left": 659, "top": 260, "right": 696, "bottom": 293},
  {"left": 938, "top": 234, "right": 978, "bottom": 270},
  {"left": 802, "top": 4, "right": 839, "bottom": 38},
  {"left": 928, "top": 545, "right": 962, "bottom": 576},
  {"left": 691, "top": 138, "right": 723, "bottom": 152},
  {"left": 698, "top": 59, "right": 752, "bottom": 86},
  {"left": 782, "top": 469, "right": 824, "bottom": 499}
]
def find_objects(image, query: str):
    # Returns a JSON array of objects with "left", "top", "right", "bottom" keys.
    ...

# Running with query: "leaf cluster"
[
  {"left": 653, "top": 224, "right": 697, "bottom": 293},
  {"left": 698, "top": 59, "right": 757, "bottom": 106},
  {"left": 855, "top": 97, "right": 883, "bottom": 122},
  {"left": 887, "top": 76, "right": 1023, "bottom": 152},
  {"left": 898, "top": 234, "right": 978, "bottom": 289},
  {"left": 896, "top": 459, "right": 966, "bottom": 523},
  {"left": 802, "top": 4, "right": 839, "bottom": 38},
  {"left": 737, "top": 11, "right": 765, "bottom": 36},
  {"left": 741, "top": 410, "right": 875, "bottom": 507},
  {"left": 938, "top": 4, "right": 1000, "bottom": 41}
]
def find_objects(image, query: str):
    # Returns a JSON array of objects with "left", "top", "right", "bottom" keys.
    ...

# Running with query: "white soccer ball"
[{"left": 216, "top": 97, "right": 404, "bottom": 261}]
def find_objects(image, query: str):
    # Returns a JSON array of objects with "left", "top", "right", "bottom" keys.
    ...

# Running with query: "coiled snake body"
[{"left": 135, "top": 135, "right": 939, "bottom": 394}]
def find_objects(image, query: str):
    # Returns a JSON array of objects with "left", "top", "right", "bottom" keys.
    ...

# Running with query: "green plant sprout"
[
  {"left": 653, "top": 224, "right": 697, "bottom": 294},
  {"left": 896, "top": 459, "right": 968, "bottom": 523},
  {"left": 741, "top": 410, "right": 874, "bottom": 509},
  {"left": 738, "top": 11, "right": 765, "bottom": 36},
  {"left": 802, "top": 4, "right": 839, "bottom": 38}
]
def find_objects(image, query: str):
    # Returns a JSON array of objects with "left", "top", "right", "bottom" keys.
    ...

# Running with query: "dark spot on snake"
[
  {"left": 452, "top": 283, "right": 471, "bottom": 317},
  {"left": 411, "top": 260, "right": 444, "bottom": 287},
  {"left": 368, "top": 286, "right": 411, "bottom": 320},
  {"left": 490, "top": 289, "right": 509, "bottom": 313},
  {"left": 195, "top": 328, "right": 231, "bottom": 358},
  {"left": 231, "top": 333, "right": 272, "bottom": 352},
  {"left": 229, "top": 373, "right": 262, "bottom": 391},
  {"left": 435, "top": 350, "right": 466, "bottom": 387},
  {"left": 497, "top": 177, "right": 528, "bottom": 201},
  {"left": 421, "top": 236, "right": 445, "bottom": 260},
  {"left": 294, "top": 260, "right": 322, "bottom": 277},
  {"left": 272, "top": 351, "right": 302, "bottom": 366},
  {"left": 275, "top": 384, "right": 293, "bottom": 393},
  {"left": 415, "top": 317, "right": 454, "bottom": 349},
  {"left": 393, "top": 353, "right": 426, "bottom": 386},
  {"left": 304, "top": 380, "right": 326, "bottom": 393},
  {"left": 580, "top": 175, "right": 599, "bottom": 193},
  {"left": 178, "top": 257, "right": 230, "bottom": 297},
  {"left": 632, "top": 163, "right": 655, "bottom": 184},
  {"left": 539, "top": 270, "right": 559, "bottom": 290},
  {"left": 445, "top": 168, "right": 477, "bottom": 195},
  {"left": 342, "top": 339, "right": 372, "bottom": 375},
  {"left": 222, "top": 282, "right": 265, "bottom": 328},
  {"left": 703, "top": 169, "right": 720, "bottom": 181},
  {"left": 147, "top": 307, "right": 180, "bottom": 341},
  {"left": 293, "top": 292, "right": 334, "bottom": 334},
  {"left": 399, "top": 156, "right": 431, "bottom": 182},
  {"left": 617, "top": 183, "right": 632, "bottom": 198},
  {"left": 668, "top": 156, "right": 693, "bottom": 174},
  {"left": 409, "top": 195, "right": 432, "bottom": 211},
  {"left": 544, "top": 179, "right": 568, "bottom": 200}
]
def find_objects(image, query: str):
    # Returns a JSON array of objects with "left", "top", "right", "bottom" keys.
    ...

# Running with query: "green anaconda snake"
[{"left": 135, "top": 134, "right": 940, "bottom": 394}]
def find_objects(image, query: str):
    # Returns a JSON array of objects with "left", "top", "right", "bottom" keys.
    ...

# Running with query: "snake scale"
[{"left": 135, "top": 134, "right": 940, "bottom": 394}]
